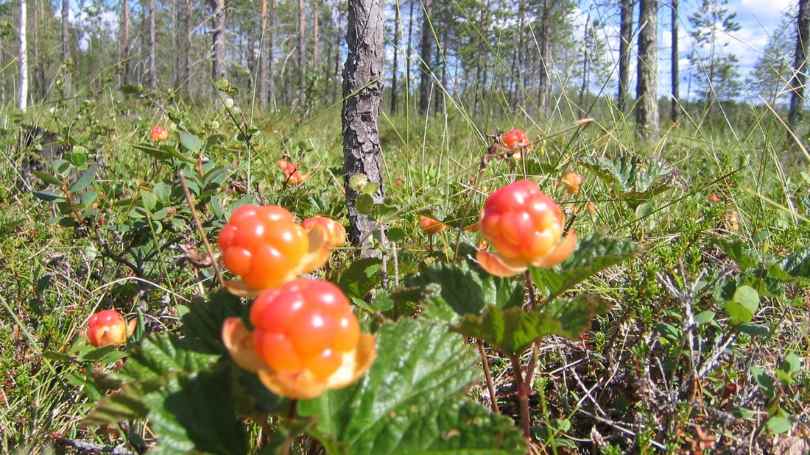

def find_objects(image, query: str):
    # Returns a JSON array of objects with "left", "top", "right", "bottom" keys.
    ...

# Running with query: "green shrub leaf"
[{"left": 299, "top": 319, "right": 525, "bottom": 455}]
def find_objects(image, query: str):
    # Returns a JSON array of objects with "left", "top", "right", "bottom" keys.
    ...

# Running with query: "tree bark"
[
  {"left": 418, "top": 0, "right": 433, "bottom": 115},
  {"left": 120, "top": 0, "right": 130, "bottom": 87},
  {"left": 789, "top": 0, "right": 810, "bottom": 130},
  {"left": 210, "top": 0, "right": 226, "bottom": 90},
  {"left": 259, "top": 0, "right": 269, "bottom": 109},
  {"left": 670, "top": 0, "right": 679, "bottom": 123},
  {"left": 636, "top": 0, "right": 659, "bottom": 140},
  {"left": 514, "top": 0, "right": 526, "bottom": 105},
  {"left": 61, "top": 0, "right": 70, "bottom": 97},
  {"left": 435, "top": 23, "right": 448, "bottom": 114},
  {"left": 18, "top": 0, "right": 28, "bottom": 111},
  {"left": 390, "top": 0, "right": 400, "bottom": 114},
  {"left": 32, "top": 0, "right": 43, "bottom": 100},
  {"left": 313, "top": 1, "right": 320, "bottom": 68},
  {"left": 176, "top": 0, "right": 190, "bottom": 94},
  {"left": 298, "top": 0, "right": 306, "bottom": 103},
  {"left": 343, "top": 0, "right": 384, "bottom": 253},
  {"left": 148, "top": 0, "right": 157, "bottom": 89},
  {"left": 578, "top": 14, "right": 590, "bottom": 117},
  {"left": 333, "top": 8, "right": 341, "bottom": 103},
  {"left": 618, "top": 0, "right": 633, "bottom": 112},
  {"left": 538, "top": 0, "right": 551, "bottom": 111}
]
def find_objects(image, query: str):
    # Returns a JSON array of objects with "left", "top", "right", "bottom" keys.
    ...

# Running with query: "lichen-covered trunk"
[
  {"left": 343, "top": 0, "right": 384, "bottom": 253},
  {"left": 789, "top": 0, "right": 810, "bottom": 130},
  {"left": 635, "top": 0, "right": 658, "bottom": 140},
  {"left": 418, "top": 0, "right": 432, "bottom": 115},
  {"left": 210, "top": 0, "right": 226, "bottom": 91},
  {"left": 618, "top": 0, "right": 633, "bottom": 112}
]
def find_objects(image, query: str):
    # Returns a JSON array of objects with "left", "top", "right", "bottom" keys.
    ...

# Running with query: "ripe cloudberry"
[
  {"left": 477, "top": 179, "right": 576, "bottom": 277},
  {"left": 277, "top": 159, "right": 306, "bottom": 185},
  {"left": 222, "top": 279, "right": 375, "bottom": 399},
  {"left": 419, "top": 215, "right": 447, "bottom": 235},
  {"left": 301, "top": 216, "right": 347, "bottom": 249},
  {"left": 501, "top": 128, "right": 530, "bottom": 150},
  {"left": 150, "top": 125, "right": 169, "bottom": 142},
  {"left": 87, "top": 309, "right": 133, "bottom": 347},
  {"left": 561, "top": 172, "right": 583, "bottom": 195},
  {"left": 218, "top": 205, "right": 342, "bottom": 294}
]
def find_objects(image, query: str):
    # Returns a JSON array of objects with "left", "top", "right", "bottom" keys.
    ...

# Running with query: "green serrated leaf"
[
  {"left": 338, "top": 258, "right": 382, "bottom": 299},
  {"left": 141, "top": 191, "right": 157, "bottom": 212},
  {"left": 299, "top": 319, "right": 525, "bottom": 455},
  {"left": 179, "top": 131, "right": 203, "bottom": 153},
  {"left": 453, "top": 295, "right": 609, "bottom": 354},
  {"left": 531, "top": 234, "right": 636, "bottom": 300},
  {"left": 413, "top": 256, "right": 524, "bottom": 319},
  {"left": 724, "top": 285, "right": 759, "bottom": 325},
  {"left": 69, "top": 167, "right": 96, "bottom": 193}
]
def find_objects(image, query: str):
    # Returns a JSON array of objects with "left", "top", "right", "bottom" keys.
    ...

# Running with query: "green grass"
[{"left": 1, "top": 92, "right": 808, "bottom": 453}]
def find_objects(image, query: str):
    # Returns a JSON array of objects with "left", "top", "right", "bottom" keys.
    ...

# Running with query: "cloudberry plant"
[
  {"left": 222, "top": 279, "right": 375, "bottom": 399},
  {"left": 500, "top": 128, "right": 529, "bottom": 150},
  {"left": 419, "top": 215, "right": 447, "bottom": 235},
  {"left": 87, "top": 309, "right": 132, "bottom": 347},
  {"left": 218, "top": 205, "right": 342, "bottom": 293},
  {"left": 277, "top": 159, "right": 306, "bottom": 185},
  {"left": 477, "top": 179, "right": 576, "bottom": 277},
  {"left": 150, "top": 125, "right": 169, "bottom": 142}
]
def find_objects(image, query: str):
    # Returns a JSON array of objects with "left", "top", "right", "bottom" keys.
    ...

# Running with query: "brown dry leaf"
[
  {"left": 179, "top": 243, "right": 213, "bottom": 268},
  {"left": 773, "top": 436, "right": 810, "bottom": 455}
]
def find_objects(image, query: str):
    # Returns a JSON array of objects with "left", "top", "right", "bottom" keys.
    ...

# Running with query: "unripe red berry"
[
  {"left": 477, "top": 180, "right": 576, "bottom": 276},
  {"left": 150, "top": 125, "right": 169, "bottom": 142},
  {"left": 87, "top": 309, "right": 129, "bottom": 347},
  {"left": 500, "top": 128, "right": 529, "bottom": 150}
]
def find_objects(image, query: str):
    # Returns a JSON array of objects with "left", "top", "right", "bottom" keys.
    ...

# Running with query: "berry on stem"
[
  {"left": 419, "top": 215, "right": 447, "bottom": 235},
  {"left": 222, "top": 279, "right": 375, "bottom": 399},
  {"left": 500, "top": 128, "right": 530, "bottom": 151},
  {"left": 86, "top": 309, "right": 133, "bottom": 347},
  {"left": 218, "top": 205, "right": 344, "bottom": 295},
  {"left": 477, "top": 179, "right": 576, "bottom": 277},
  {"left": 150, "top": 125, "right": 169, "bottom": 142}
]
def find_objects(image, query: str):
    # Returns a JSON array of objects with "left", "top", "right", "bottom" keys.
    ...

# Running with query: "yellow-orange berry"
[{"left": 87, "top": 309, "right": 128, "bottom": 347}]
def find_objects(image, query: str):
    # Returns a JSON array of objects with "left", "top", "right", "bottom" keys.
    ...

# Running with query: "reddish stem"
[
  {"left": 478, "top": 341, "right": 500, "bottom": 414},
  {"left": 509, "top": 354, "right": 531, "bottom": 439}
]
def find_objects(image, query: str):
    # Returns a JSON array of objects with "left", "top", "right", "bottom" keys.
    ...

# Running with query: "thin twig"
[
  {"left": 478, "top": 341, "right": 500, "bottom": 414},
  {"left": 178, "top": 171, "right": 225, "bottom": 288}
]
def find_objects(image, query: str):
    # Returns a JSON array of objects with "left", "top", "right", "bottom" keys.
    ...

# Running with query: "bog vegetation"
[{"left": 1, "top": 0, "right": 809, "bottom": 454}]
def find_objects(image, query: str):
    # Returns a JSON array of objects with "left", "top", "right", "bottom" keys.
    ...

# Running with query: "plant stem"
[
  {"left": 477, "top": 340, "right": 499, "bottom": 413},
  {"left": 178, "top": 171, "right": 225, "bottom": 288},
  {"left": 509, "top": 354, "right": 531, "bottom": 440}
]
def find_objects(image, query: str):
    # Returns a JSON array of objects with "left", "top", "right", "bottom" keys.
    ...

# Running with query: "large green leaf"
[
  {"left": 723, "top": 285, "right": 759, "bottom": 325},
  {"left": 531, "top": 234, "right": 636, "bottom": 300},
  {"left": 86, "top": 334, "right": 220, "bottom": 424},
  {"left": 143, "top": 367, "right": 247, "bottom": 455},
  {"left": 298, "top": 320, "right": 525, "bottom": 455},
  {"left": 411, "top": 247, "right": 524, "bottom": 320},
  {"left": 453, "top": 295, "right": 609, "bottom": 354}
]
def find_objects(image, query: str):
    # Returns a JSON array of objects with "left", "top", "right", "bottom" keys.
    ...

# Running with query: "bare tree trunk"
[
  {"left": 473, "top": 0, "right": 488, "bottom": 114},
  {"left": 18, "top": 0, "right": 28, "bottom": 111},
  {"left": 406, "top": 0, "right": 414, "bottom": 105},
  {"left": 390, "top": 0, "right": 400, "bottom": 114},
  {"left": 61, "top": 0, "right": 70, "bottom": 97},
  {"left": 618, "top": 0, "right": 633, "bottom": 112},
  {"left": 578, "top": 15, "right": 590, "bottom": 117},
  {"left": 636, "top": 0, "right": 659, "bottom": 140},
  {"left": 332, "top": 8, "right": 340, "bottom": 103},
  {"left": 148, "top": 0, "right": 156, "bottom": 89},
  {"left": 120, "top": 0, "right": 130, "bottom": 87},
  {"left": 298, "top": 0, "right": 306, "bottom": 103},
  {"left": 31, "top": 0, "right": 42, "bottom": 100},
  {"left": 210, "top": 0, "right": 226, "bottom": 91},
  {"left": 343, "top": 0, "right": 384, "bottom": 253},
  {"left": 512, "top": 0, "right": 525, "bottom": 105},
  {"left": 670, "top": 0, "right": 679, "bottom": 123},
  {"left": 537, "top": 0, "right": 551, "bottom": 111},
  {"left": 259, "top": 0, "right": 269, "bottom": 109},
  {"left": 435, "top": 24, "right": 447, "bottom": 114},
  {"left": 313, "top": 1, "right": 320, "bottom": 69},
  {"left": 789, "top": 0, "right": 810, "bottom": 130},
  {"left": 418, "top": 0, "right": 433, "bottom": 115},
  {"left": 176, "top": 0, "right": 190, "bottom": 94}
]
